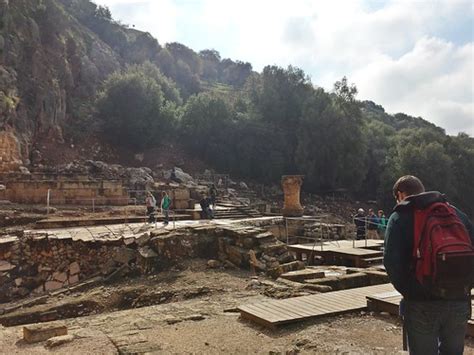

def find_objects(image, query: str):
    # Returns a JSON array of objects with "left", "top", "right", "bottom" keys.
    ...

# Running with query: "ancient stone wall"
[
  {"left": 0, "top": 179, "right": 128, "bottom": 205},
  {"left": 0, "top": 220, "right": 293, "bottom": 303}
]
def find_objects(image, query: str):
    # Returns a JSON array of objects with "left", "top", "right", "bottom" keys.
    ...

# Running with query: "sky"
[{"left": 93, "top": 0, "right": 473, "bottom": 136}]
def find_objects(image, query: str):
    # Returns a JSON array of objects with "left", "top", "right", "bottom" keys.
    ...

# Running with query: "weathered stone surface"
[
  {"left": 207, "top": 259, "right": 221, "bottom": 269},
  {"left": 184, "top": 314, "right": 205, "bottom": 321},
  {"left": 52, "top": 272, "right": 67, "bottom": 283},
  {"left": 45, "top": 281, "right": 63, "bottom": 291},
  {"left": 280, "top": 269, "right": 325, "bottom": 282},
  {"left": 135, "top": 233, "right": 151, "bottom": 247},
  {"left": 69, "top": 262, "right": 80, "bottom": 275},
  {"left": 113, "top": 248, "right": 137, "bottom": 264},
  {"left": 68, "top": 274, "right": 79, "bottom": 285},
  {"left": 305, "top": 272, "right": 369, "bottom": 290},
  {"left": 138, "top": 246, "right": 158, "bottom": 259},
  {"left": 0, "top": 260, "right": 14, "bottom": 272},
  {"left": 281, "top": 175, "right": 304, "bottom": 217},
  {"left": 23, "top": 322, "right": 67, "bottom": 343},
  {"left": 44, "top": 334, "right": 74, "bottom": 348}
]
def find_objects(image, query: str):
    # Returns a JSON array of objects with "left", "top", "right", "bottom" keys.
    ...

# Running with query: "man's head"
[
  {"left": 392, "top": 175, "right": 425, "bottom": 202},
  {"left": 357, "top": 208, "right": 364, "bottom": 214},
  {"left": 368, "top": 208, "right": 374, "bottom": 215}
]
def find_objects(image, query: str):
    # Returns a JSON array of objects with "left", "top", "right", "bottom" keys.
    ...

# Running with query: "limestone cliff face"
[{"left": 0, "top": 0, "right": 122, "bottom": 170}]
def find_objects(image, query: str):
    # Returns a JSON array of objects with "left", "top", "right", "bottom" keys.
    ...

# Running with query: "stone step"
[
  {"left": 280, "top": 269, "right": 326, "bottom": 282},
  {"left": 361, "top": 256, "right": 384, "bottom": 267}
]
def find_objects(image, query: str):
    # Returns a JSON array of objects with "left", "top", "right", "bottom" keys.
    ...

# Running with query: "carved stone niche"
[{"left": 281, "top": 175, "right": 304, "bottom": 217}]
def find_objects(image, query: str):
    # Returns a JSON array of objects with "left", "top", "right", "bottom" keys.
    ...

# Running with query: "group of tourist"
[
  {"left": 353, "top": 207, "right": 387, "bottom": 240},
  {"left": 145, "top": 183, "right": 218, "bottom": 223},
  {"left": 145, "top": 191, "right": 171, "bottom": 225}
]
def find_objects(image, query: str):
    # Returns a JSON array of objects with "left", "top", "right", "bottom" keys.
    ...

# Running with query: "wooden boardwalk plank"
[
  {"left": 238, "top": 284, "right": 394, "bottom": 328},
  {"left": 238, "top": 305, "right": 282, "bottom": 322},
  {"left": 284, "top": 298, "right": 337, "bottom": 314},
  {"left": 251, "top": 302, "right": 302, "bottom": 319}
]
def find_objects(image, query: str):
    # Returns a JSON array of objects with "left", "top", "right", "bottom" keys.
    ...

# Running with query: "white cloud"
[
  {"left": 93, "top": 0, "right": 473, "bottom": 135},
  {"left": 353, "top": 39, "right": 473, "bottom": 135}
]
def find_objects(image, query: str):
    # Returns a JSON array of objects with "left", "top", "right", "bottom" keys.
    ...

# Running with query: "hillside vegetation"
[{"left": 0, "top": 0, "right": 472, "bottom": 216}]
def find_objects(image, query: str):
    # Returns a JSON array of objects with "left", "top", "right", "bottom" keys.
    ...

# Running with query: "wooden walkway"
[
  {"left": 288, "top": 240, "right": 384, "bottom": 267},
  {"left": 367, "top": 291, "right": 474, "bottom": 337},
  {"left": 238, "top": 283, "right": 394, "bottom": 328}
]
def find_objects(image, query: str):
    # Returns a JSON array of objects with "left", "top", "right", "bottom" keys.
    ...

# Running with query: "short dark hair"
[{"left": 393, "top": 175, "right": 425, "bottom": 198}]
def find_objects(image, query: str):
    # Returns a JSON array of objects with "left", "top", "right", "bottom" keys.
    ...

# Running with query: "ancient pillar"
[{"left": 281, "top": 175, "right": 304, "bottom": 217}]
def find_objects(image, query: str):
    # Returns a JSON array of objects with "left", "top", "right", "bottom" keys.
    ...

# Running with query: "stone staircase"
[{"left": 213, "top": 205, "right": 262, "bottom": 219}]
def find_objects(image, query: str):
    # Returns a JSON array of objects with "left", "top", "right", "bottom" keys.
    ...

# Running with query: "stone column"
[{"left": 281, "top": 175, "right": 304, "bottom": 217}]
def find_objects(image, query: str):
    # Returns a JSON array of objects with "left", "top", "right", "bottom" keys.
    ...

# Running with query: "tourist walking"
[
  {"left": 145, "top": 191, "right": 156, "bottom": 223},
  {"left": 209, "top": 183, "right": 217, "bottom": 208},
  {"left": 160, "top": 191, "right": 171, "bottom": 225}
]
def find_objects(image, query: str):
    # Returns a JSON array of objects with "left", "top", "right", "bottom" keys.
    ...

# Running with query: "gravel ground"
[{"left": 1, "top": 260, "right": 473, "bottom": 354}]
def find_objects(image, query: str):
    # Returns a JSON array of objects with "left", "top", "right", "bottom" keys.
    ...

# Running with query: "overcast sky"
[{"left": 93, "top": 0, "right": 473, "bottom": 136}]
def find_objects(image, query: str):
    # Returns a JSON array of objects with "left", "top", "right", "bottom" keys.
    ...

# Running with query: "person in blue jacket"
[{"left": 384, "top": 175, "right": 474, "bottom": 355}]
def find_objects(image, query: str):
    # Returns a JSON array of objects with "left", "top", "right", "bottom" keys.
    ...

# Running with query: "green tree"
[
  {"left": 295, "top": 88, "right": 367, "bottom": 192},
  {"left": 180, "top": 92, "right": 233, "bottom": 164},
  {"left": 97, "top": 64, "right": 179, "bottom": 150},
  {"left": 444, "top": 133, "right": 474, "bottom": 217}
]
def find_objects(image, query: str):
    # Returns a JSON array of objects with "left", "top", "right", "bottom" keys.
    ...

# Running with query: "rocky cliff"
[{"left": 0, "top": 0, "right": 142, "bottom": 171}]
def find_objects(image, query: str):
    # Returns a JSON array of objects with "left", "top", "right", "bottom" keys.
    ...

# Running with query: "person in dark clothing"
[
  {"left": 209, "top": 184, "right": 217, "bottom": 208},
  {"left": 366, "top": 208, "right": 379, "bottom": 239},
  {"left": 199, "top": 195, "right": 214, "bottom": 219},
  {"left": 377, "top": 210, "right": 387, "bottom": 238},
  {"left": 353, "top": 208, "right": 366, "bottom": 240},
  {"left": 384, "top": 175, "right": 474, "bottom": 355}
]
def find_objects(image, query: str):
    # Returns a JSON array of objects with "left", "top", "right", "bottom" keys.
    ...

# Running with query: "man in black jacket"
[
  {"left": 354, "top": 208, "right": 366, "bottom": 240},
  {"left": 384, "top": 175, "right": 474, "bottom": 354}
]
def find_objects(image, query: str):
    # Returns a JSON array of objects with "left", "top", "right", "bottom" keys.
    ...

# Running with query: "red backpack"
[{"left": 413, "top": 202, "right": 474, "bottom": 298}]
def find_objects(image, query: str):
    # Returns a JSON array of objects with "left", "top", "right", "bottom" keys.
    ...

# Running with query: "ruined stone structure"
[
  {"left": 281, "top": 175, "right": 304, "bottom": 217},
  {"left": 0, "top": 219, "right": 296, "bottom": 304},
  {"left": 0, "top": 177, "right": 129, "bottom": 205}
]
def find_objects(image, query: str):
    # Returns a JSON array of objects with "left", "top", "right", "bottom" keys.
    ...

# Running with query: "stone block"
[
  {"left": 0, "top": 260, "right": 15, "bottom": 272},
  {"left": 23, "top": 322, "right": 67, "bottom": 343},
  {"left": 280, "top": 269, "right": 325, "bottom": 282},
  {"left": 52, "top": 272, "right": 67, "bottom": 283},
  {"left": 69, "top": 262, "right": 80, "bottom": 275},
  {"left": 68, "top": 274, "right": 79, "bottom": 285},
  {"left": 172, "top": 188, "right": 190, "bottom": 200},
  {"left": 45, "top": 281, "right": 63, "bottom": 291},
  {"left": 113, "top": 248, "right": 137, "bottom": 264},
  {"left": 135, "top": 233, "right": 151, "bottom": 247},
  {"left": 45, "top": 334, "right": 74, "bottom": 348}
]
